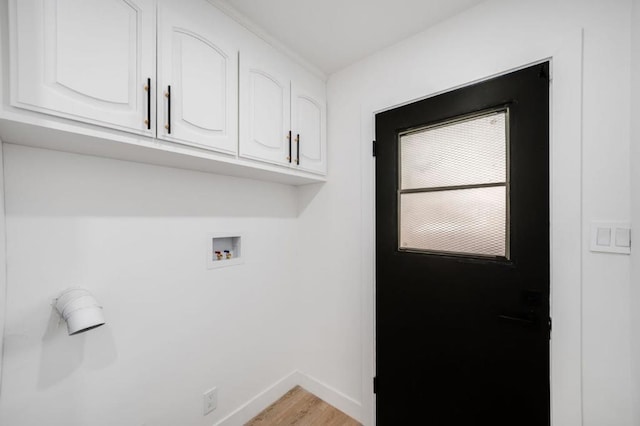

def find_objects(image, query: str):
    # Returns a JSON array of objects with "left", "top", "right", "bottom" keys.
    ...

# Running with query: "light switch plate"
[{"left": 590, "top": 221, "right": 631, "bottom": 254}]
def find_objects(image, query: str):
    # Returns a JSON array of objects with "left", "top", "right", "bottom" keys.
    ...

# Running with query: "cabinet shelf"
[{"left": 0, "top": 113, "right": 326, "bottom": 186}]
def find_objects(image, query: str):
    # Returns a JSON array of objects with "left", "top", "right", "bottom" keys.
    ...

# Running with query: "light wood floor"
[{"left": 245, "top": 386, "right": 361, "bottom": 426}]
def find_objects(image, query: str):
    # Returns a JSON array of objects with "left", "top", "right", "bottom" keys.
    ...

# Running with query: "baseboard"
[
  {"left": 296, "top": 371, "right": 363, "bottom": 422},
  {"left": 214, "top": 370, "right": 300, "bottom": 426},
  {"left": 214, "top": 370, "right": 363, "bottom": 426}
]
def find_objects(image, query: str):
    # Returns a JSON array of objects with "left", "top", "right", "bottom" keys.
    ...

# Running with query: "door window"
[{"left": 398, "top": 109, "right": 509, "bottom": 258}]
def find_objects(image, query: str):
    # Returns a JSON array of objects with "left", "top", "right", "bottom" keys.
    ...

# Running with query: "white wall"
[
  {"left": 297, "top": 0, "right": 634, "bottom": 425},
  {"left": 0, "top": 143, "right": 300, "bottom": 426},
  {"left": 630, "top": 0, "right": 640, "bottom": 425},
  {"left": 0, "top": 1, "right": 636, "bottom": 425},
  {"left": 0, "top": 143, "right": 7, "bottom": 396}
]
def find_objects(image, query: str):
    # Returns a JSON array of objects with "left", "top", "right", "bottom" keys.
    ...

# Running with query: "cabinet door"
[
  {"left": 10, "top": 0, "right": 155, "bottom": 136},
  {"left": 291, "top": 81, "right": 327, "bottom": 175},
  {"left": 157, "top": 0, "right": 238, "bottom": 154},
  {"left": 239, "top": 51, "right": 291, "bottom": 167}
]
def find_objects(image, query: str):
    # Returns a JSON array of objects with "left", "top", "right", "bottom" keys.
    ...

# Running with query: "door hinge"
[
  {"left": 373, "top": 376, "right": 377, "bottom": 394},
  {"left": 548, "top": 317, "right": 552, "bottom": 337},
  {"left": 372, "top": 140, "right": 376, "bottom": 157},
  {"left": 538, "top": 64, "right": 549, "bottom": 81}
]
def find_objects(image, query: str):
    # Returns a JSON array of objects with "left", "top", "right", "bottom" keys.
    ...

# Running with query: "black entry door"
[{"left": 375, "top": 63, "right": 550, "bottom": 425}]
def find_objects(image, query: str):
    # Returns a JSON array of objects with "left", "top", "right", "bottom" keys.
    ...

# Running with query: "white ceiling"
[{"left": 222, "top": 0, "right": 485, "bottom": 74}]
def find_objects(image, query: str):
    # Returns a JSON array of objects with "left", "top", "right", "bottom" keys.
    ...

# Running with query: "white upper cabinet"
[
  {"left": 240, "top": 51, "right": 326, "bottom": 175},
  {"left": 157, "top": 0, "right": 238, "bottom": 154},
  {"left": 10, "top": 0, "right": 155, "bottom": 136},
  {"left": 5, "top": 0, "right": 326, "bottom": 183},
  {"left": 239, "top": 51, "right": 291, "bottom": 166},
  {"left": 291, "top": 80, "right": 327, "bottom": 175}
]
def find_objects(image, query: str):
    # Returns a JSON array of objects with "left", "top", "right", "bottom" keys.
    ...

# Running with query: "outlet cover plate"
[{"left": 203, "top": 387, "right": 217, "bottom": 415}]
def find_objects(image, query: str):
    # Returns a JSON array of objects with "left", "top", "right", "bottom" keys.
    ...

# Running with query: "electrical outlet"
[{"left": 203, "top": 387, "right": 217, "bottom": 415}]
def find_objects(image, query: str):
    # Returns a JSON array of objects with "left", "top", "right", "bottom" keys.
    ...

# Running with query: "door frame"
[{"left": 358, "top": 29, "right": 584, "bottom": 426}]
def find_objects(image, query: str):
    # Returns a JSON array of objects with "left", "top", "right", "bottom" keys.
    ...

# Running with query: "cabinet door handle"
[
  {"left": 164, "top": 85, "right": 171, "bottom": 134},
  {"left": 144, "top": 78, "right": 151, "bottom": 130},
  {"left": 295, "top": 134, "right": 300, "bottom": 164},
  {"left": 287, "top": 130, "right": 292, "bottom": 162}
]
